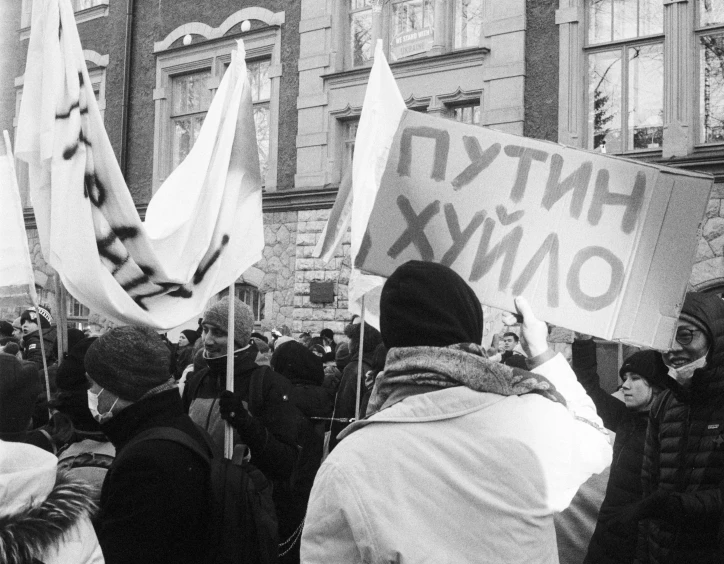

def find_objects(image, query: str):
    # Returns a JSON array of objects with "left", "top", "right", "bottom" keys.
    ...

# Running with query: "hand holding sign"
[{"left": 502, "top": 297, "right": 549, "bottom": 358}]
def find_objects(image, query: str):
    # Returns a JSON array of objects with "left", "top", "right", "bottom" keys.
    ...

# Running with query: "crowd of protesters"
[{"left": 2, "top": 261, "right": 724, "bottom": 563}]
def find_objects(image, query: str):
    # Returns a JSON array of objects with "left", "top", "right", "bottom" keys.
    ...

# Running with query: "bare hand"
[{"left": 502, "top": 297, "right": 549, "bottom": 358}]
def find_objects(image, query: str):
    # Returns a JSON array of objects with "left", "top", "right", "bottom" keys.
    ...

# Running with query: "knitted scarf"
[{"left": 366, "top": 343, "right": 566, "bottom": 416}]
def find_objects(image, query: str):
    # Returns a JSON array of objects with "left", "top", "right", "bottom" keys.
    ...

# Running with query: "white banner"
[
  {"left": 0, "top": 131, "right": 37, "bottom": 303},
  {"left": 16, "top": 0, "right": 263, "bottom": 329}
]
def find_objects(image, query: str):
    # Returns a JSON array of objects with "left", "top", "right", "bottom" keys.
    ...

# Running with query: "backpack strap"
[{"left": 117, "top": 427, "right": 214, "bottom": 466}]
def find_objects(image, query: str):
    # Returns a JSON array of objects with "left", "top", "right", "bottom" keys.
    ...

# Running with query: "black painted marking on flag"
[
  {"left": 192, "top": 234, "right": 230, "bottom": 285},
  {"left": 56, "top": 101, "right": 80, "bottom": 120}
]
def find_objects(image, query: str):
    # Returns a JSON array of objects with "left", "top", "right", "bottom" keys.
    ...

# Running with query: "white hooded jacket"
[
  {"left": 301, "top": 353, "right": 612, "bottom": 564},
  {"left": 0, "top": 440, "right": 104, "bottom": 564}
]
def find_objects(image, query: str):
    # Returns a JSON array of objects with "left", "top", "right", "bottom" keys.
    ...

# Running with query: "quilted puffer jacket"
[{"left": 639, "top": 292, "right": 724, "bottom": 564}]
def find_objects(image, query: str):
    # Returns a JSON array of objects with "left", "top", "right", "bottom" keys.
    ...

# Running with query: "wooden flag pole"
[
  {"left": 53, "top": 276, "right": 68, "bottom": 357},
  {"left": 355, "top": 297, "right": 366, "bottom": 422},
  {"left": 224, "top": 287, "right": 235, "bottom": 460}
]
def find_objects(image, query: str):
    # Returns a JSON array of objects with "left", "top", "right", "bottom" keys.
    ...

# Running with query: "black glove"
[
  {"left": 218, "top": 390, "right": 250, "bottom": 428},
  {"left": 607, "top": 491, "right": 673, "bottom": 535}
]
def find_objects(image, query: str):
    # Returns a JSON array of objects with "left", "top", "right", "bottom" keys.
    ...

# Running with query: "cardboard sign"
[
  {"left": 391, "top": 28, "right": 433, "bottom": 60},
  {"left": 354, "top": 110, "right": 714, "bottom": 350}
]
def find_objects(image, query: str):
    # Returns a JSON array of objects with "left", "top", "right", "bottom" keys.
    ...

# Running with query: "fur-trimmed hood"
[{"left": 0, "top": 441, "right": 98, "bottom": 564}]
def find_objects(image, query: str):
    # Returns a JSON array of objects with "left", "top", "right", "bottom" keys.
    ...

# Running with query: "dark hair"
[
  {"left": 347, "top": 322, "right": 383, "bottom": 357},
  {"left": 503, "top": 332, "right": 519, "bottom": 342},
  {"left": 320, "top": 328, "right": 334, "bottom": 340},
  {"left": 251, "top": 331, "right": 268, "bottom": 344}
]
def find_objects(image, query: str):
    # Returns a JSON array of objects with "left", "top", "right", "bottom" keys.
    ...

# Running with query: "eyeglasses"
[{"left": 675, "top": 328, "right": 703, "bottom": 346}]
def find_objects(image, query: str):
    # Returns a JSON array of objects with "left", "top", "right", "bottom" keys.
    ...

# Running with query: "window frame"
[
  {"left": 694, "top": 2, "right": 724, "bottom": 147},
  {"left": 346, "top": 0, "right": 484, "bottom": 69},
  {"left": 153, "top": 28, "right": 282, "bottom": 192},
  {"left": 582, "top": 0, "right": 665, "bottom": 155},
  {"left": 558, "top": 0, "right": 724, "bottom": 157}
]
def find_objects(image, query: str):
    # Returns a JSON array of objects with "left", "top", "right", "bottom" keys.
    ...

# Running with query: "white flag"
[
  {"left": 0, "top": 131, "right": 37, "bottom": 303},
  {"left": 16, "top": 0, "right": 263, "bottom": 329},
  {"left": 347, "top": 41, "right": 406, "bottom": 328}
]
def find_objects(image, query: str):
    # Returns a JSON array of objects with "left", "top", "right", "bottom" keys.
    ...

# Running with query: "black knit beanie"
[
  {"left": 84, "top": 326, "right": 171, "bottom": 401},
  {"left": 619, "top": 350, "right": 668, "bottom": 391},
  {"left": 57, "top": 336, "right": 97, "bottom": 392},
  {"left": 181, "top": 329, "right": 200, "bottom": 347},
  {"left": 380, "top": 260, "right": 484, "bottom": 349}
]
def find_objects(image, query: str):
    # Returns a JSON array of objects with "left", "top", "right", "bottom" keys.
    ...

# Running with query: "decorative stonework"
[{"left": 692, "top": 187, "right": 724, "bottom": 288}]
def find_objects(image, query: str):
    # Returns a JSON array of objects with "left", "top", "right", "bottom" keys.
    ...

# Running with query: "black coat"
[
  {"left": 183, "top": 348, "right": 300, "bottom": 481},
  {"left": 328, "top": 352, "right": 374, "bottom": 453},
  {"left": 572, "top": 340, "right": 650, "bottom": 564},
  {"left": 639, "top": 294, "right": 724, "bottom": 564},
  {"left": 96, "top": 390, "right": 212, "bottom": 564}
]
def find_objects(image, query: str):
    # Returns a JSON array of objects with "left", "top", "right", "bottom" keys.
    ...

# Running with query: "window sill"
[
  {"left": 322, "top": 47, "right": 489, "bottom": 85},
  {"left": 19, "top": 1, "right": 109, "bottom": 41}
]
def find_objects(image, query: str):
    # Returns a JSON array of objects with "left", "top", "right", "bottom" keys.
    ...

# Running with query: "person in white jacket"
[
  {"left": 0, "top": 439, "right": 104, "bottom": 563},
  {"left": 301, "top": 260, "right": 612, "bottom": 564}
]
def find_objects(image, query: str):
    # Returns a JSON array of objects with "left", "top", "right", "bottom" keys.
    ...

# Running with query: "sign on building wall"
[{"left": 354, "top": 109, "right": 714, "bottom": 350}]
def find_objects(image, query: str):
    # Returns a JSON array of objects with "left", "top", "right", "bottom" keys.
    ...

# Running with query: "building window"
[
  {"left": 347, "top": 0, "right": 483, "bottom": 68},
  {"left": 390, "top": 0, "right": 435, "bottom": 61},
  {"left": 67, "top": 295, "right": 90, "bottom": 329},
  {"left": 343, "top": 120, "right": 359, "bottom": 172},
  {"left": 153, "top": 22, "right": 282, "bottom": 190},
  {"left": 698, "top": 1, "right": 724, "bottom": 144},
  {"left": 350, "top": 0, "right": 374, "bottom": 67},
  {"left": 235, "top": 284, "right": 265, "bottom": 323},
  {"left": 249, "top": 60, "right": 271, "bottom": 180},
  {"left": 450, "top": 103, "right": 481, "bottom": 125},
  {"left": 453, "top": 0, "right": 484, "bottom": 50},
  {"left": 21, "top": 0, "right": 109, "bottom": 29},
  {"left": 585, "top": 0, "right": 663, "bottom": 153},
  {"left": 170, "top": 70, "right": 212, "bottom": 170}
]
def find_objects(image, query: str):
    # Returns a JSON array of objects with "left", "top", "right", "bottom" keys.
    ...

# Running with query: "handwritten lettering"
[
  {"left": 388, "top": 196, "right": 440, "bottom": 261},
  {"left": 504, "top": 145, "right": 549, "bottom": 203},
  {"left": 451, "top": 138, "right": 501, "bottom": 190},
  {"left": 397, "top": 126, "right": 450, "bottom": 182},
  {"left": 440, "top": 204, "right": 486, "bottom": 268},
  {"left": 542, "top": 155, "right": 592, "bottom": 219}
]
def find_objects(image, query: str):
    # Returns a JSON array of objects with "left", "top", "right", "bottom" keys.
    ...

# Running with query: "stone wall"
[
  {"left": 291, "top": 209, "right": 351, "bottom": 335},
  {"left": 691, "top": 184, "right": 724, "bottom": 289}
]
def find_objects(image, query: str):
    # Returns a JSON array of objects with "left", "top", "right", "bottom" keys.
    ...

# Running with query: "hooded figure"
[
  {"left": 569, "top": 338, "right": 668, "bottom": 564},
  {"left": 633, "top": 292, "right": 724, "bottom": 564},
  {"left": 301, "top": 261, "right": 611, "bottom": 564},
  {"left": 0, "top": 440, "right": 104, "bottom": 564}
]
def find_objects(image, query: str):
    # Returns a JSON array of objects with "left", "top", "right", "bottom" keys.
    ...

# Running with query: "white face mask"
[
  {"left": 87, "top": 388, "right": 118, "bottom": 423},
  {"left": 666, "top": 352, "right": 709, "bottom": 386}
]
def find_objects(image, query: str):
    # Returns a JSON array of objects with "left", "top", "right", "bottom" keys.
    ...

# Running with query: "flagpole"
[
  {"left": 225, "top": 286, "right": 235, "bottom": 460},
  {"left": 32, "top": 298, "right": 53, "bottom": 407},
  {"left": 355, "top": 296, "right": 366, "bottom": 421}
]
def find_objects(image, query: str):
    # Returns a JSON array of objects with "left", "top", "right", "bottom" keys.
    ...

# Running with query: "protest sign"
[
  {"left": 16, "top": 0, "right": 263, "bottom": 329},
  {"left": 354, "top": 109, "right": 713, "bottom": 350}
]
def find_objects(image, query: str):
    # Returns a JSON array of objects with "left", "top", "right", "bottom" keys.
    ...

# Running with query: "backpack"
[{"left": 123, "top": 426, "right": 279, "bottom": 564}]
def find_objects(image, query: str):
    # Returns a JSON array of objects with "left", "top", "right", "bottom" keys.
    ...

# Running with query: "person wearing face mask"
[
  {"left": 85, "top": 326, "right": 212, "bottom": 564},
  {"left": 569, "top": 337, "right": 667, "bottom": 564},
  {"left": 624, "top": 291, "right": 724, "bottom": 564}
]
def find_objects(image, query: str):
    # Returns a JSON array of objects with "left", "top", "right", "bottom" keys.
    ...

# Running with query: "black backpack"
[{"left": 123, "top": 426, "right": 279, "bottom": 564}]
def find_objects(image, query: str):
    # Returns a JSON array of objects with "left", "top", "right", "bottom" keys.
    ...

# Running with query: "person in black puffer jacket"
[
  {"left": 572, "top": 338, "right": 667, "bottom": 564},
  {"left": 631, "top": 292, "right": 724, "bottom": 564}
]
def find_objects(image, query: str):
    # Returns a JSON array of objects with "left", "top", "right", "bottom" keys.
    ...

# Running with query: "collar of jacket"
[
  {"left": 339, "top": 385, "right": 509, "bottom": 441},
  {"left": 100, "top": 389, "right": 186, "bottom": 451},
  {"left": 205, "top": 347, "right": 259, "bottom": 385},
  {"left": 0, "top": 472, "right": 95, "bottom": 563}
]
